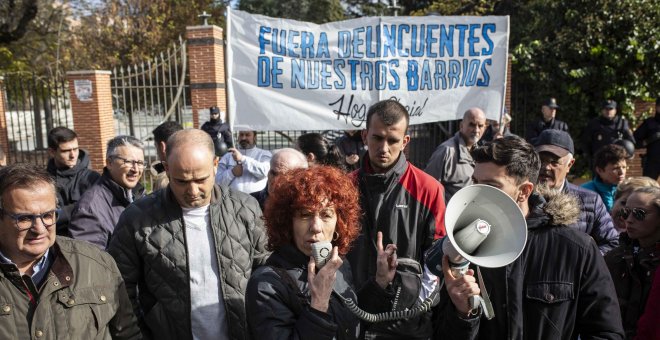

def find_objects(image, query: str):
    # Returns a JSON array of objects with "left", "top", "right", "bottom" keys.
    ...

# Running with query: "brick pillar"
[
  {"left": 0, "top": 77, "right": 9, "bottom": 165},
  {"left": 186, "top": 25, "right": 227, "bottom": 128},
  {"left": 66, "top": 71, "right": 114, "bottom": 172}
]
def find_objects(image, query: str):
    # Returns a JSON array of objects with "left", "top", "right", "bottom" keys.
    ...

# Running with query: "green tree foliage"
[
  {"left": 238, "top": 0, "right": 345, "bottom": 23},
  {"left": 0, "top": 0, "right": 39, "bottom": 44},
  {"left": 343, "top": 0, "right": 432, "bottom": 17},
  {"left": 71, "top": 0, "right": 226, "bottom": 69},
  {"left": 0, "top": 0, "right": 71, "bottom": 77},
  {"left": 416, "top": 0, "right": 659, "bottom": 175},
  {"left": 511, "top": 0, "right": 659, "bottom": 122},
  {"left": 1, "top": 0, "right": 228, "bottom": 74}
]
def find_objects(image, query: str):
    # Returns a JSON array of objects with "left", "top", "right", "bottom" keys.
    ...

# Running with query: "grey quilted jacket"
[{"left": 108, "top": 185, "right": 268, "bottom": 340}]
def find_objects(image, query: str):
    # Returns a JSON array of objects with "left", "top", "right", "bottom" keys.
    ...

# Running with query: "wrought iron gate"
[{"left": 2, "top": 72, "right": 71, "bottom": 165}]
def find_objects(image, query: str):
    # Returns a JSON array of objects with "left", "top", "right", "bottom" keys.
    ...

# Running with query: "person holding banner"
[
  {"left": 215, "top": 130, "right": 272, "bottom": 194},
  {"left": 436, "top": 135, "right": 624, "bottom": 340},
  {"left": 346, "top": 99, "right": 446, "bottom": 340}
]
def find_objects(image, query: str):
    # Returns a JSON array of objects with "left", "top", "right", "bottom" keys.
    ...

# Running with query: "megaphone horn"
[
  {"left": 425, "top": 185, "right": 527, "bottom": 318},
  {"left": 427, "top": 184, "right": 527, "bottom": 275}
]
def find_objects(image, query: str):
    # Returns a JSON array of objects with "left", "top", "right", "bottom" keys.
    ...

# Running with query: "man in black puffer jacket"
[
  {"left": 436, "top": 136, "right": 623, "bottom": 340},
  {"left": 46, "top": 127, "right": 101, "bottom": 237},
  {"left": 109, "top": 129, "right": 268, "bottom": 340}
]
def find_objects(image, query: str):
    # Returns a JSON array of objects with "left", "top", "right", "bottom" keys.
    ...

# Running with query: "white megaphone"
[{"left": 425, "top": 184, "right": 527, "bottom": 318}]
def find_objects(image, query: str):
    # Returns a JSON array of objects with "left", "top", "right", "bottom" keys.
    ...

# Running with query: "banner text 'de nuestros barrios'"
[{"left": 227, "top": 9, "right": 509, "bottom": 131}]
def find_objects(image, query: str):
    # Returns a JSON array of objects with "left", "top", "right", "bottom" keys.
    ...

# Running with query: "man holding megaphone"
[{"left": 433, "top": 136, "right": 624, "bottom": 340}]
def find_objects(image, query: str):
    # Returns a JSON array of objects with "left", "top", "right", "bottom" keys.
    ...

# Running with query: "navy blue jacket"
[
  {"left": 563, "top": 180, "right": 619, "bottom": 254},
  {"left": 69, "top": 169, "right": 144, "bottom": 249}
]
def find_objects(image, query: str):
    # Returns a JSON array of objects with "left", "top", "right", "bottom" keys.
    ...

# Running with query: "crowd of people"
[{"left": 0, "top": 98, "right": 658, "bottom": 340}]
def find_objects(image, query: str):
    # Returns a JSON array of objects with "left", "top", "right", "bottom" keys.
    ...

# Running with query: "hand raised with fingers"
[
  {"left": 375, "top": 231, "right": 398, "bottom": 289},
  {"left": 308, "top": 246, "right": 343, "bottom": 313},
  {"left": 442, "top": 255, "right": 480, "bottom": 316}
]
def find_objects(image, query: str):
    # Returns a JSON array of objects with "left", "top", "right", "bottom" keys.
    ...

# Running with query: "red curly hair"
[{"left": 264, "top": 166, "right": 361, "bottom": 255}]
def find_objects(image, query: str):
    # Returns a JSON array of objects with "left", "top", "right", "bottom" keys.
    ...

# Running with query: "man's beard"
[{"left": 239, "top": 141, "right": 254, "bottom": 149}]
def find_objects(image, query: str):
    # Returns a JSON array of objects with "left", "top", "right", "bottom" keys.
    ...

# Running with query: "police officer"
[
  {"left": 582, "top": 99, "right": 635, "bottom": 164},
  {"left": 201, "top": 106, "right": 233, "bottom": 157}
]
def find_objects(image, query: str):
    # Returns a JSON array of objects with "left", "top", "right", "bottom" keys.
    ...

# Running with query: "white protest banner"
[{"left": 227, "top": 9, "right": 509, "bottom": 131}]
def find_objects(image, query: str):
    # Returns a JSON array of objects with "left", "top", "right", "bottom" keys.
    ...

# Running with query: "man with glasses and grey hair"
[
  {"left": 0, "top": 163, "right": 140, "bottom": 339},
  {"left": 533, "top": 129, "right": 619, "bottom": 254},
  {"left": 70, "top": 135, "right": 146, "bottom": 249}
]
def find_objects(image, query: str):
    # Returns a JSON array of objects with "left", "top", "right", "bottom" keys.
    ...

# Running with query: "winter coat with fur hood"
[{"left": 435, "top": 189, "right": 624, "bottom": 340}]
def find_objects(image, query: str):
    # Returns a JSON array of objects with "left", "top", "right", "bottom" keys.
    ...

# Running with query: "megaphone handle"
[
  {"left": 452, "top": 263, "right": 494, "bottom": 318},
  {"left": 450, "top": 261, "right": 470, "bottom": 279}
]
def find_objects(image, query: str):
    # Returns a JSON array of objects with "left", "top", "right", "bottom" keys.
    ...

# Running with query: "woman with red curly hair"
[{"left": 246, "top": 166, "right": 398, "bottom": 340}]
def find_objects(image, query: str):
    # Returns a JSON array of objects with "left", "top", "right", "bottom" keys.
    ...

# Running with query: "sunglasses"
[{"left": 620, "top": 207, "right": 649, "bottom": 221}]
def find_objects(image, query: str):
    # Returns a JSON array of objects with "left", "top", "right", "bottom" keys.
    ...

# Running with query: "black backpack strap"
[{"left": 269, "top": 265, "right": 309, "bottom": 316}]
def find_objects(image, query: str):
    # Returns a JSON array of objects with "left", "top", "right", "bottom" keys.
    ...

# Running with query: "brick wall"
[
  {"left": 0, "top": 77, "right": 8, "bottom": 164},
  {"left": 186, "top": 25, "right": 227, "bottom": 128},
  {"left": 628, "top": 99, "right": 655, "bottom": 178},
  {"left": 66, "top": 71, "right": 115, "bottom": 172}
]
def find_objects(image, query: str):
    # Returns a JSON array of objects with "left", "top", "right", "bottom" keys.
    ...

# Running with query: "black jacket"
[
  {"left": 335, "top": 132, "right": 366, "bottom": 171},
  {"left": 563, "top": 180, "right": 619, "bottom": 254},
  {"left": 435, "top": 191, "right": 624, "bottom": 340},
  {"left": 525, "top": 117, "right": 569, "bottom": 142},
  {"left": 633, "top": 113, "right": 660, "bottom": 179},
  {"left": 109, "top": 185, "right": 268, "bottom": 340},
  {"left": 582, "top": 115, "right": 635, "bottom": 158},
  {"left": 347, "top": 153, "right": 446, "bottom": 338},
  {"left": 246, "top": 245, "right": 393, "bottom": 340},
  {"left": 605, "top": 234, "right": 660, "bottom": 339},
  {"left": 47, "top": 149, "right": 101, "bottom": 236}
]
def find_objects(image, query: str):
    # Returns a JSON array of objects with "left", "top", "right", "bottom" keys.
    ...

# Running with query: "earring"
[{"left": 332, "top": 232, "right": 339, "bottom": 241}]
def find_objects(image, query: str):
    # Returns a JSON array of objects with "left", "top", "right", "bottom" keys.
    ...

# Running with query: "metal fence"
[
  {"left": 2, "top": 72, "right": 72, "bottom": 165},
  {"left": 111, "top": 37, "right": 191, "bottom": 154},
  {"left": 111, "top": 37, "right": 191, "bottom": 189},
  {"left": 253, "top": 121, "right": 455, "bottom": 170}
]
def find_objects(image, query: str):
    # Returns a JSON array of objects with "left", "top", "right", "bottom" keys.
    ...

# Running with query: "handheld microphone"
[{"left": 311, "top": 241, "right": 333, "bottom": 270}]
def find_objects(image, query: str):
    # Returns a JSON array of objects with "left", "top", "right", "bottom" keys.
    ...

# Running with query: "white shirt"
[
  {"left": 183, "top": 205, "right": 229, "bottom": 340},
  {"left": 215, "top": 146, "right": 271, "bottom": 193}
]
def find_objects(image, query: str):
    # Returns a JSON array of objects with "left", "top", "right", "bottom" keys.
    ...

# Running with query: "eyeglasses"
[
  {"left": 111, "top": 156, "right": 145, "bottom": 169},
  {"left": 1, "top": 209, "right": 58, "bottom": 232},
  {"left": 539, "top": 157, "right": 568, "bottom": 168},
  {"left": 620, "top": 207, "right": 650, "bottom": 221}
]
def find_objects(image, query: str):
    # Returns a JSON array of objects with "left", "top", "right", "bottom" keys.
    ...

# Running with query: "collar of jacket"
[
  {"left": 100, "top": 168, "right": 145, "bottom": 206},
  {"left": 47, "top": 149, "right": 93, "bottom": 177},
  {"left": 541, "top": 117, "right": 555, "bottom": 127},
  {"left": 591, "top": 176, "right": 617, "bottom": 196},
  {"left": 265, "top": 244, "right": 356, "bottom": 300},
  {"left": 266, "top": 244, "right": 308, "bottom": 270},
  {"left": 0, "top": 241, "right": 74, "bottom": 291},
  {"left": 358, "top": 150, "right": 408, "bottom": 179},
  {"left": 453, "top": 132, "right": 474, "bottom": 163},
  {"left": 598, "top": 115, "right": 619, "bottom": 126},
  {"left": 526, "top": 192, "right": 550, "bottom": 230},
  {"left": 528, "top": 186, "right": 580, "bottom": 229}
]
